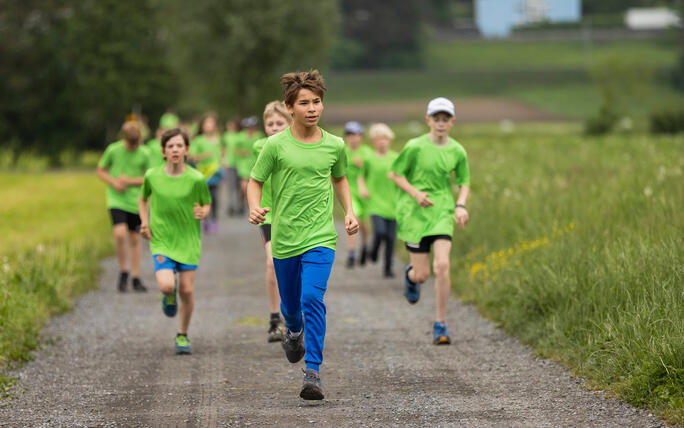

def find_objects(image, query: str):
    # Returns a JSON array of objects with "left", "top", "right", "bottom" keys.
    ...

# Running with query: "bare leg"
[
  {"left": 264, "top": 242, "right": 280, "bottom": 313},
  {"left": 156, "top": 269, "right": 175, "bottom": 295},
  {"left": 128, "top": 231, "right": 141, "bottom": 278},
  {"left": 347, "top": 232, "right": 358, "bottom": 253},
  {"left": 359, "top": 220, "right": 369, "bottom": 247},
  {"left": 408, "top": 252, "right": 431, "bottom": 284},
  {"left": 432, "top": 240, "right": 452, "bottom": 323},
  {"left": 178, "top": 270, "right": 195, "bottom": 335},
  {"left": 113, "top": 224, "right": 128, "bottom": 272}
]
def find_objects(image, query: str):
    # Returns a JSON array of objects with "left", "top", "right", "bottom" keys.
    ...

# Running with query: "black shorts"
[
  {"left": 259, "top": 224, "right": 272, "bottom": 244},
  {"left": 109, "top": 208, "right": 141, "bottom": 232},
  {"left": 405, "top": 234, "right": 452, "bottom": 253}
]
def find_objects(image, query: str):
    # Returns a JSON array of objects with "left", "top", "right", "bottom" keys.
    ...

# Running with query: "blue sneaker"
[
  {"left": 161, "top": 278, "right": 178, "bottom": 317},
  {"left": 433, "top": 322, "right": 451, "bottom": 345},
  {"left": 404, "top": 265, "right": 420, "bottom": 304},
  {"left": 175, "top": 334, "right": 191, "bottom": 354}
]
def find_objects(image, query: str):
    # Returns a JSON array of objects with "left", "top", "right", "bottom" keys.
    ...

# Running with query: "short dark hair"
[
  {"left": 161, "top": 128, "right": 189, "bottom": 149},
  {"left": 281, "top": 69, "right": 326, "bottom": 106}
]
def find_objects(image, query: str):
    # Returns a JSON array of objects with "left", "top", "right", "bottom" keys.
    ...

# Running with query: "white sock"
[{"left": 289, "top": 329, "right": 301, "bottom": 338}]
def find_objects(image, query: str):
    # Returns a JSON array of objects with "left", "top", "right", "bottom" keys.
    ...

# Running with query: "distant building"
[
  {"left": 625, "top": 8, "right": 681, "bottom": 31},
  {"left": 475, "top": 0, "right": 582, "bottom": 38}
]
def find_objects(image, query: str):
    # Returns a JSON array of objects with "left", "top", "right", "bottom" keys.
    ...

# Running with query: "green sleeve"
[
  {"left": 251, "top": 140, "right": 276, "bottom": 182},
  {"left": 454, "top": 148, "right": 470, "bottom": 186},
  {"left": 98, "top": 145, "right": 113, "bottom": 169},
  {"left": 391, "top": 142, "right": 416, "bottom": 177},
  {"left": 197, "top": 178, "right": 212, "bottom": 205},
  {"left": 141, "top": 170, "right": 152, "bottom": 200},
  {"left": 331, "top": 144, "right": 348, "bottom": 178}
]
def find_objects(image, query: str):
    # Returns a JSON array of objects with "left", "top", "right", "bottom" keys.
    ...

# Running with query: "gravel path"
[{"left": 0, "top": 215, "right": 666, "bottom": 427}]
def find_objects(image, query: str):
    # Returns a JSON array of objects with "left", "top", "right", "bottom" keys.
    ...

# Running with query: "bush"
[
  {"left": 650, "top": 110, "right": 684, "bottom": 134},
  {"left": 584, "top": 105, "right": 618, "bottom": 135}
]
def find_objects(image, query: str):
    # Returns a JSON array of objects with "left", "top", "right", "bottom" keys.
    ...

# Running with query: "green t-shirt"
[
  {"left": 251, "top": 127, "right": 347, "bottom": 259},
  {"left": 221, "top": 131, "right": 237, "bottom": 167},
  {"left": 251, "top": 137, "right": 273, "bottom": 224},
  {"left": 146, "top": 139, "right": 165, "bottom": 168},
  {"left": 141, "top": 165, "right": 212, "bottom": 265},
  {"left": 234, "top": 130, "right": 263, "bottom": 178},
  {"left": 391, "top": 134, "right": 470, "bottom": 243},
  {"left": 346, "top": 144, "right": 372, "bottom": 219},
  {"left": 98, "top": 140, "right": 151, "bottom": 214},
  {"left": 190, "top": 134, "right": 222, "bottom": 179},
  {"left": 364, "top": 150, "right": 399, "bottom": 220}
]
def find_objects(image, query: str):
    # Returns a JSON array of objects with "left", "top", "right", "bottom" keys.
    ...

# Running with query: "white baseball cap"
[{"left": 426, "top": 97, "right": 455, "bottom": 117}]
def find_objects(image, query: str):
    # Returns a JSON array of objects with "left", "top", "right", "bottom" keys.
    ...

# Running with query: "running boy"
[
  {"left": 189, "top": 113, "right": 223, "bottom": 233},
  {"left": 96, "top": 120, "right": 150, "bottom": 292},
  {"left": 389, "top": 97, "right": 470, "bottom": 345},
  {"left": 358, "top": 123, "right": 399, "bottom": 278},
  {"left": 343, "top": 121, "right": 372, "bottom": 268},
  {"left": 248, "top": 70, "right": 358, "bottom": 400},
  {"left": 235, "top": 116, "right": 263, "bottom": 210},
  {"left": 252, "top": 101, "right": 292, "bottom": 343},
  {"left": 139, "top": 128, "right": 212, "bottom": 354}
]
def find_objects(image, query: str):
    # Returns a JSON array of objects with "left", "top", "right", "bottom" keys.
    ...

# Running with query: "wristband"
[{"left": 455, "top": 204, "right": 466, "bottom": 209}]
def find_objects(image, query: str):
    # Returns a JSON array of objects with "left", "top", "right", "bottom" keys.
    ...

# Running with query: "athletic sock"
[
  {"left": 270, "top": 313, "right": 281, "bottom": 322},
  {"left": 305, "top": 362, "right": 319, "bottom": 373},
  {"left": 289, "top": 330, "right": 302, "bottom": 338},
  {"left": 348, "top": 250, "right": 356, "bottom": 259}
]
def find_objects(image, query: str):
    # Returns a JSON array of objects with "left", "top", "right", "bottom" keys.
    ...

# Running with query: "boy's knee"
[
  {"left": 301, "top": 288, "right": 323, "bottom": 308},
  {"left": 159, "top": 281, "right": 175, "bottom": 295},
  {"left": 412, "top": 266, "right": 430, "bottom": 283},
  {"left": 179, "top": 288, "right": 193, "bottom": 300},
  {"left": 433, "top": 259, "right": 450, "bottom": 277}
]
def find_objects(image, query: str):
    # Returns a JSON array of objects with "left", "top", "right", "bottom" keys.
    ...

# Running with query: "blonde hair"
[
  {"left": 369, "top": 123, "right": 395, "bottom": 141},
  {"left": 263, "top": 100, "right": 292, "bottom": 123},
  {"left": 121, "top": 121, "right": 142, "bottom": 143}
]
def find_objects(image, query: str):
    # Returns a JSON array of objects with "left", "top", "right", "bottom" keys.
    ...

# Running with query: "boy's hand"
[
  {"left": 360, "top": 188, "right": 370, "bottom": 199},
  {"left": 413, "top": 191, "right": 433, "bottom": 208},
  {"left": 353, "top": 156, "right": 363, "bottom": 168},
  {"left": 112, "top": 177, "right": 127, "bottom": 193},
  {"left": 248, "top": 206, "right": 270, "bottom": 224},
  {"left": 345, "top": 214, "right": 359, "bottom": 235},
  {"left": 194, "top": 203, "right": 209, "bottom": 220},
  {"left": 140, "top": 223, "right": 152, "bottom": 240},
  {"left": 455, "top": 207, "right": 469, "bottom": 230}
]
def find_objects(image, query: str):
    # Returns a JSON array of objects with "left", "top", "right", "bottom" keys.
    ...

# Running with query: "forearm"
[
  {"left": 126, "top": 177, "right": 145, "bottom": 186},
  {"left": 96, "top": 167, "right": 117, "bottom": 186},
  {"left": 138, "top": 196, "right": 150, "bottom": 225},
  {"left": 357, "top": 176, "right": 368, "bottom": 195},
  {"left": 389, "top": 172, "right": 419, "bottom": 198},
  {"left": 456, "top": 186, "right": 470, "bottom": 206},
  {"left": 332, "top": 176, "right": 354, "bottom": 215},
  {"left": 246, "top": 178, "right": 264, "bottom": 210}
]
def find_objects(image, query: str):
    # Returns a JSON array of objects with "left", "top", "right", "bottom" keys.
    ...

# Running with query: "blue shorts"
[{"left": 153, "top": 254, "right": 197, "bottom": 272}]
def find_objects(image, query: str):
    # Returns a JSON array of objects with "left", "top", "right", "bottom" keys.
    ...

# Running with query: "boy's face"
[
  {"left": 163, "top": 135, "right": 189, "bottom": 164},
  {"left": 202, "top": 117, "right": 217, "bottom": 134},
  {"left": 373, "top": 136, "right": 391, "bottom": 152},
  {"left": 344, "top": 133, "right": 363, "bottom": 148},
  {"left": 264, "top": 113, "right": 289, "bottom": 137},
  {"left": 426, "top": 112, "right": 455, "bottom": 138},
  {"left": 124, "top": 138, "right": 140, "bottom": 150},
  {"left": 287, "top": 88, "right": 323, "bottom": 129}
]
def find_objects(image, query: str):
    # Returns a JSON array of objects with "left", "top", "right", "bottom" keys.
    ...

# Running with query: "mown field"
[
  {"left": 0, "top": 173, "right": 111, "bottom": 391},
  {"left": 388, "top": 123, "right": 683, "bottom": 424}
]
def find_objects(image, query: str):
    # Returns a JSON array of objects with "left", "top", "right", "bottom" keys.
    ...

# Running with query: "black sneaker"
[
  {"left": 359, "top": 247, "right": 367, "bottom": 266},
  {"left": 300, "top": 369, "right": 324, "bottom": 400},
  {"left": 384, "top": 269, "right": 395, "bottom": 278},
  {"left": 268, "top": 317, "right": 286, "bottom": 343},
  {"left": 118, "top": 271, "right": 129, "bottom": 292},
  {"left": 282, "top": 329, "right": 305, "bottom": 363},
  {"left": 346, "top": 255, "right": 355, "bottom": 269},
  {"left": 132, "top": 277, "right": 148, "bottom": 293}
]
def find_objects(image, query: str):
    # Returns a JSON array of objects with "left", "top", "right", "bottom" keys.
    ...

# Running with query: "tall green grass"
[
  {"left": 429, "top": 131, "right": 682, "bottom": 424},
  {"left": 0, "top": 173, "right": 111, "bottom": 388}
]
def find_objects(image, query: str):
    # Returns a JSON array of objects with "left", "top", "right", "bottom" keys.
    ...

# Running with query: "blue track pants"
[{"left": 272, "top": 247, "right": 335, "bottom": 373}]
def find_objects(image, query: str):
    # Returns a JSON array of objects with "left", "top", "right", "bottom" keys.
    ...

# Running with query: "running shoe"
[
  {"left": 433, "top": 322, "right": 451, "bottom": 345},
  {"left": 118, "top": 271, "right": 129, "bottom": 292},
  {"left": 175, "top": 334, "right": 191, "bottom": 354},
  {"left": 161, "top": 281, "right": 178, "bottom": 317},
  {"left": 384, "top": 269, "right": 395, "bottom": 279},
  {"left": 268, "top": 317, "right": 286, "bottom": 343},
  {"left": 346, "top": 255, "right": 355, "bottom": 269},
  {"left": 282, "top": 329, "right": 305, "bottom": 363},
  {"left": 132, "top": 277, "right": 148, "bottom": 293},
  {"left": 300, "top": 369, "right": 324, "bottom": 400},
  {"left": 208, "top": 220, "right": 218, "bottom": 234},
  {"left": 404, "top": 265, "right": 420, "bottom": 304}
]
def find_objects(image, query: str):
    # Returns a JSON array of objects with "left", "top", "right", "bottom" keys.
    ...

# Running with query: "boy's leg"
[
  {"left": 299, "top": 247, "right": 335, "bottom": 373},
  {"left": 369, "top": 215, "right": 383, "bottom": 263},
  {"left": 208, "top": 184, "right": 218, "bottom": 220},
  {"left": 113, "top": 224, "right": 129, "bottom": 273},
  {"left": 408, "top": 252, "right": 431, "bottom": 284},
  {"left": 155, "top": 269, "right": 175, "bottom": 295},
  {"left": 128, "top": 231, "right": 142, "bottom": 279},
  {"left": 346, "top": 232, "right": 358, "bottom": 267},
  {"left": 178, "top": 269, "right": 196, "bottom": 335},
  {"left": 359, "top": 219, "right": 369, "bottom": 265},
  {"left": 264, "top": 242, "right": 280, "bottom": 314},
  {"left": 384, "top": 219, "right": 397, "bottom": 275},
  {"left": 272, "top": 255, "right": 304, "bottom": 333},
  {"left": 432, "top": 239, "right": 452, "bottom": 323}
]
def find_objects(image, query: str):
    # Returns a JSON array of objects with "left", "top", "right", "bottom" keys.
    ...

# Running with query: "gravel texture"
[{"left": 0, "top": 215, "right": 667, "bottom": 427}]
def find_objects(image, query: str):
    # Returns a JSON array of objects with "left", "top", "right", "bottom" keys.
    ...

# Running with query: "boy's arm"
[
  {"left": 138, "top": 195, "right": 152, "bottom": 239},
  {"left": 193, "top": 203, "right": 211, "bottom": 220},
  {"left": 121, "top": 176, "right": 145, "bottom": 187},
  {"left": 388, "top": 172, "right": 433, "bottom": 208},
  {"left": 331, "top": 176, "right": 359, "bottom": 235},
  {"left": 358, "top": 176, "right": 370, "bottom": 199},
  {"left": 454, "top": 185, "right": 470, "bottom": 230},
  {"left": 96, "top": 166, "right": 126, "bottom": 192},
  {"left": 246, "top": 178, "right": 268, "bottom": 224}
]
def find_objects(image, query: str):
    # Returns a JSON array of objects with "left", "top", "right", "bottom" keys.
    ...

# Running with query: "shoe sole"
[
  {"left": 175, "top": 348, "right": 192, "bottom": 355},
  {"left": 300, "top": 384, "right": 324, "bottom": 400},
  {"left": 433, "top": 336, "right": 451, "bottom": 345}
]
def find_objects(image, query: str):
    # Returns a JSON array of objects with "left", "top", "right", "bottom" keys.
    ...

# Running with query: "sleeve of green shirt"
[
  {"left": 454, "top": 147, "right": 470, "bottom": 186},
  {"left": 141, "top": 170, "right": 152, "bottom": 200},
  {"left": 251, "top": 140, "right": 276, "bottom": 182},
  {"left": 391, "top": 141, "right": 417, "bottom": 177},
  {"left": 331, "top": 144, "right": 348, "bottom": 178},
  {"left": 98, "top": 144, "right": 114, "bottom": 169}
]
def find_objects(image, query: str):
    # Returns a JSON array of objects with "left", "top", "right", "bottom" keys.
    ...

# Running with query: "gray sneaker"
[
  {"left": 282, "top": 329, "right": 305, "bottom": 363},
  {"left": 300, "top": 369, "right": 324, "bottom": 400}
]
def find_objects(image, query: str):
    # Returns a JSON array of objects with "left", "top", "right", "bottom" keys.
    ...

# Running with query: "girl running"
[
  {"left": 189, "top": 113, "right": 223, "bottom": 233},
  {"left": 96, "top": 120, "right": 151, "bottom": 293},
  {"left": 358, "top": 123, "right": 399, "bottom": 278},
  {"left": 251, "top": 101, "right": 292, "bottom": 343},
  {"left": 222, "top": 118, "right": 244, "bottom": 216},
  {"left": 343, "top": 121, "right": 372, "bottom": 268},
  {"left": 389, "top": 97, "right": 470, "bottom": 346},
  {"left": 139, "top": 128, "right": 212, "bottom": 355},
  {"left": 248, "top": 70, "right": 358, "bottom": 400},
  {"left": 235, "top": 117, "right": 263, "bottom": 212}
]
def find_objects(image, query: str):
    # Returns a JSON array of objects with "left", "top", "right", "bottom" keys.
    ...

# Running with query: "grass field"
[
  {"left": 326, "top": 38, "right": 684, "bottom": 121},
  {"left": 0, "top": 173, "right": 111, "bottom": 390},
  {"left": 386, "top": 123, "right": 683, "bottom": 424}
]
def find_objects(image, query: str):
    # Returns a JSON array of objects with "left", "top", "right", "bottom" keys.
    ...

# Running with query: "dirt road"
[{"left": 0, "top": 215, "right": 664, "bottom": 427}]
